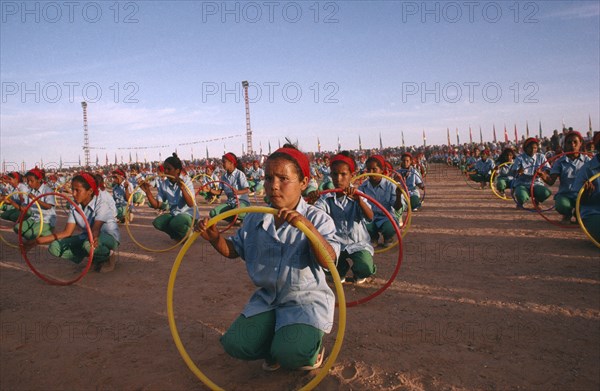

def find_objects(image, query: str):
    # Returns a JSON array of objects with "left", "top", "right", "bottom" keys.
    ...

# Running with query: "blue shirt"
[
  {"left": 358, "top": 178, "right": 399, "bottom": 228},
  {"left": 67, "top": 194, "right": 120, "bottom": 242},
  {"left": 549, "top": 154, "right": 591, "bottom": 198},
  {"left": 314, "top": 193, "right": 374, "bottom": 255},
  {"left": 573, "top": 154, "right": 600, "bottom": 220},
  {"left": 156, "top": 176, "right": 195, "bottom": 216},
  {"left": 474, "top": 158, "right": 495, "bottom": 175},
  {"left": 398, "top": 168, "right": 423, "bottom": 197},
  {"left": 510, "top": 152, "right": 550, "bottom": 187},
  {"left": 228, "top": 197, "right": 341, "bottom": 333},
  {"left": 26, "top": 183, "right": 56, "bottom": 227},
  {"left": 112, "top": 181, "right": 134, "bottom": 208},
  {"left": 220, "top": 168, "right": 250, "bottom": 205}
]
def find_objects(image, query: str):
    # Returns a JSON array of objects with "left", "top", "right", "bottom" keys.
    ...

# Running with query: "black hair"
[
  {"left": 92, "top": 173, "right": 106, "bottom": 191},
  {"left": 365, "top": 156, "right": 384, "bottom": 169},
  {"left": 164, "top": 153, "right": 183, "bottom": 170},
  {"left": 267, "top": 143, "right": 306, "bottom": 180},
  {"left": 222, "top": 152, "right": 245, "bottom": 172}
]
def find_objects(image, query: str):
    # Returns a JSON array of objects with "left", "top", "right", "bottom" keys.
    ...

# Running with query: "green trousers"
[
  {"left": 366, "top": 220, "right": 397, "bottom": 242},
  {"left": 220, "top": 311, "right": 324, "bottom": 369},
  {"left": 13, "top": 218, "right": 52, "bottom": 241},
  {"left": 48, "top": 233, "right": 119, "bottom": 264},
  {"left": 555, "top": 195, "right": 576, "bottom": 218},
  {"left": 496, "top": 178, "right": 510, "bottom": 192},
  {"left": 514, "top": 185, "right": 551, "bottom": 205},
  {"left": 152, "top": 213, "right": 193, "bottom": 241},
  {"left": 337, "top": 249, "right": 376, "bottom": 279},
  {"left": 209, "top": 199, "right": 251, "bottom": 222},
  {"left": 2, "top": 206, "right": 28, "bottom": 222}
]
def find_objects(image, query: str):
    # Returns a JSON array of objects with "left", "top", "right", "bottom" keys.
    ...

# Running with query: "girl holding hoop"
[
  {"left": 111, "top": 169, "right": 134, "bottom": 223},
  {"left": 398, "top": 152, "right": 425, "bottom": 210},
  {"left": 208, "top": 153, "right": 250, "bottom": 223},
  {"left": 539, "top": 131, "right": 591, "bottom": 223},
  {"left": 195, "top": 145, "right": 340, "bottom": 372},
  {"left": 0, "top": 172, "right": 29, "bottom": 222},
  {"left": 140, "top": 153, "right": 196, "bottom": 241},
  {"left": 358, "top": 155, "right": 403, "bottom": 248},
  {"left": 494, "top": 147, "right": 516, "bottom": 196},
  {"left": 573, "top": 132, "right": 600, "bottom": 242},
  {"left": 34, "top": 173, "right": 120, "bottom": 273},
  {"left": 510, "top": 138, "right": 552, "bottom": 207},
  {"left": 313, "top": 151, "right": 375, "bottom": 284},
  {"left": 468, "top": 149, "right": 495, "bottom": 189},
  {"left": 11, "top": 168, "right": 56, "bottom": 241}
]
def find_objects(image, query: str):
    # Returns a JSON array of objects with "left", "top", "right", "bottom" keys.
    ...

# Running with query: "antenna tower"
[
  {"left": 81, "top": 101, "right": 90, "bottom": 168},
  {"left": 242, "top": 81, "right": 253, "bottom": 155}
]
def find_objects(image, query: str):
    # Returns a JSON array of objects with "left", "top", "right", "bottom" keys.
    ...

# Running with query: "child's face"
[
  {"left": 401, "top": 156, "right": 412, "bottom": 169},
  {"left": 164, "top": 162, "right": 180, "bottom": 181},
  {"left": 365, "top": 161, "right": 382, "bottom": 185},
  {"left": 26, "top": 175, "right": 41, "bottom": 190},
  {"left": 222, "top": 158, "right": 235, "bottom": 172},
  {"left": 72, "top": 180, "right": 94, "bottom": 205},
  {"left": 564, "top": 136, "right": 581, "bottom": 153},
  {"left": 264, "top": 158, "right": 308, "bottom": 210},
  {"left": 330, "top": 162, "right": 352, "bottom": 189}
]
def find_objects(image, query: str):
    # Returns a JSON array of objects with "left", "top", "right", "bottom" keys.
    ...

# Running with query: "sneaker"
[
  {"left": 355, "top": 277, "right": 367, "bottom": 285},
  {"left": 262, "top": 361, "right": 281, "bottom": 372},
  {"left": 298, "top": 347, "right": 325, "bottom": 371}
]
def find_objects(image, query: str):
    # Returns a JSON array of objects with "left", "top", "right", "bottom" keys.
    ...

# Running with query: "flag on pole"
[
  {"left": 422, "top": 129, "right": 426, "bottom": 148},
  {"left": 337, "top": 136, "right": 341, "bottom": 152},
  {"left": 479, "top": 126, "right": 483, "bottom": 145},
  {"left": 359, "top": 135, "right": 362, "bottom": 150},
  {"left": 259, "top": 142, "right": 263, "bottom": 156},
  {"left": 504, "top": 125, "right": 508, "bottom": 143},
  {"left": 526, "top": 121, "right": 530, "bottom": 138},
  {"left": 268, "top": 141, "right": 272, "bottom": 154},
  {"left": 469, "top": 126, "right": 473, "bottom": 144},
  {"left": 493, "top": 125, "right": 497, "bottom": 143},
  {"left": 278, "top": 139, "right": 281, "bottom": 148},
  {"left": 78, "top": 155, "right": 81, "bottom": 166},
  {"left": 514, "top": 124, "right": 518, "bottom": 144},
  {"left": 317, "top": 137, "right": 321, "bottom": 153},
  {"left": 447, "top": 128, "right": 451, "bottom": 147},
  {"left": 121, "top": 155, "right": 123, "bottom": 164},
  {"left": 144, "top": 153, "right": 147, "bottom": 164},
  {"left": 379, "top": 133, "right": 383, "bottom": 150},
  {"left": 242, "top": 144, "right": 245, "bottom": 155},
  {"left": 105, "top": 153, "right": 108, "bottom": 166},
  {"left": 114, "top": 153, "right": 117, "bottom": 164},
  {"left": 539, "top": 121, "right": 542, "bottom": 139},
  {"left": 159, "top": 151, "right": 162, "bottom": 161},
  {"left": 135, "top": 151, "right": 139, "bottom": 163},
  {"left": 562, "top": 118, "right": 566, "bottom": 131},
  {"left": 456, "top": 128, "right": 460, "bottom": 145},
  {"left": 129, "top": 152, "right": 132, "bottom": 163},
  {"left": 589, "top": 114, "right": 593, "bottom": 133},
  {"left": 206, "top": 146, "right": 209, "bottom": 160},
  {"left": 95, "top": 154, "right": 99, "bottom": 166},
  {"left": 191, "top": 147, "right": 194, "bottom": 161},
  {"left": 59, "top": 155, "right": 63, "bottom": 169},
  {"left": 402, "top": 131, "right": 405, "bottom": 147},
  {"left": 223, "top": 144, "right": 226, "bottom": 154}
]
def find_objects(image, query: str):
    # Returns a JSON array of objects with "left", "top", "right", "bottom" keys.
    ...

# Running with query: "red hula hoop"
[
  {"left": 319, "top": 188, "right": 403, "bottom": 308},
  {"left": 19, "top": 192, "right": 94, "bottom": 286}
]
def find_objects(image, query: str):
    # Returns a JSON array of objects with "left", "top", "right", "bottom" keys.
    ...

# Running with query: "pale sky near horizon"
[{"left": 1, "top": 0, "right": 599, "bottom": 169}]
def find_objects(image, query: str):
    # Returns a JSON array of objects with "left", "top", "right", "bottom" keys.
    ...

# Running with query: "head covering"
[
  {"left": 482, "top": 149, "right": 490, "bottom": 155},
  {"left": 523, "top": 137, "right": 539, "bottom": 150},
  {"left": 79, "top": 172, "right": 99, "bottom": 196},
  {"left": 370, "top": 155, "right": 386, "bottom": 169},
  {"left": 329, "top": 153, "right": 356, "bottom": 172},
  {"left": 401, "top": 152, "right": 413, "bottom": 160},
  {"left": 564, "top": 130, "right": 583, "bottom": 143},
  {"left": 273, "top": 147, "right": 310, "bottom": 179},
  {"left": 26, "top": 167, "right": 44, "bottom": 180},
  {"left": 222, "top": 152, "right": 237, "bottom": 166},
  {"left": 112, "top": 169, "right": 126, "bottom": 177}
]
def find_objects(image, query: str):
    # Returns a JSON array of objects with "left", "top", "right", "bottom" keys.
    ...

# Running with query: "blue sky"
[{"left": 1, "top": 0, "right": 599, "bottom": 169}]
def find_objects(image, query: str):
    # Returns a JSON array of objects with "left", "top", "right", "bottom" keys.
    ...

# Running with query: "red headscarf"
[
  {"left": 26, "top": 167, "right": 44, "bottom": 180},
  {"left": 564, "top": 130, "right": 583, "bottom": 143},
  {"left": 370, "top": 155, "right": 386, "bottom": 169},
  {"left": 273, "top": 147, "right": 310, "bottom": 179},
  {"left": 329, "top": 154, "right": 356, "bottom": 172},
  {"left": 222, "top": 153, "right": 237, "bottom": 166},
  {"left": 523, "top": 137, "right": 539, "bottom": 150},
  {"left": 79, "top": 172, "right": 99, "bottom": 196},
  {"left": 112, "top": 169, "right": 126, "bottom": 177}
]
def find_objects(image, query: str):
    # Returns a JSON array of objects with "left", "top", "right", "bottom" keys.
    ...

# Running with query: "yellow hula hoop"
[
  {"left": 125, "top": 174, "right": 198, "bottom": 253},
  {"left": 167, "top": 206, "right": 346, "bottom": 391},
  {"left": 351, "top": 173, "right": 412, "bottom": 254},
  {"left": 191, "top": 173, "right": 220, "bottom": 204},
  {"left": 575, "top": 172, "right": 600, "bottom": 248},
  {"left": 0, "top": 191, "right": 44, "bottom": 249},
  {"left": 490, "top": 162, "right": 512, "bottom": 201}
]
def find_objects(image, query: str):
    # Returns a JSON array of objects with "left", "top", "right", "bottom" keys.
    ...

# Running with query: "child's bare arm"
[
  {"left": 278, "top": 208, "right": 336, "bottom": 270},
  {"left": 195, "top": 217, "right": 238, "bottom": 258}
]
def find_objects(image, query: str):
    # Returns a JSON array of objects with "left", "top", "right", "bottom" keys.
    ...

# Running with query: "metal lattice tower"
[
  {"left": 242, "top": 81, "right": 253, "bottom": 155},
  {"left": 81, "top": 101, "right": 90, "bottom": 167}
]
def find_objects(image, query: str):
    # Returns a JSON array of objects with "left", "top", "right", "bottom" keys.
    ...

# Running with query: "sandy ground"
[{"left": 1, "top": 163, "right": 599, "bottom": 391}]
